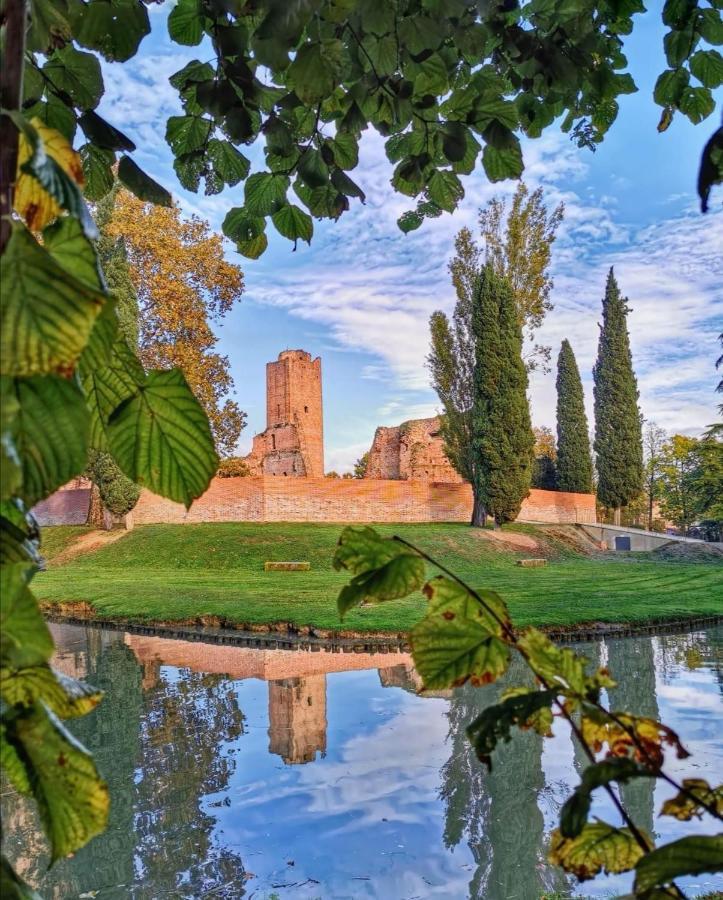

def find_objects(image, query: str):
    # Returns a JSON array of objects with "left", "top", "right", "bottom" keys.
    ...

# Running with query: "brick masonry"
[
  {"left": 128, "top": 476, "right": 596, "bottom": 525},
  {"left": 366, "top": 415, "right": 462, "bottom": 482}
]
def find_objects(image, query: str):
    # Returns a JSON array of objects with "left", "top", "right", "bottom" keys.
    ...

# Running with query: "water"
[{"left": 3, "top": 623, "right": 722, "bottom": 900}]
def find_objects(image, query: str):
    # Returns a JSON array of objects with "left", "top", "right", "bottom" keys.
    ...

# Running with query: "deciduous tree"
[
  {"left": 658, "top": 435, "right": 704, "bottom": 535},
  {"left": 354, "top": 452, "right": 369, "bottom": 479},
  {"left": 105, "top": 189, "right": 246, "bottom": 457},
  {"left": 449, "top": 183, "right": 564, "bottom": 372},
  {"left": 556, "top": 340, "right": 593, "bottom": 493},
  {"left": 532, "top": 426, "right": 557, "bottom": 490},
  {"left": 642, "top": 421, "right": 668, "bottom": 531},
  {"left": 593, "top": 270, "right": 643, "bottom": 522}
]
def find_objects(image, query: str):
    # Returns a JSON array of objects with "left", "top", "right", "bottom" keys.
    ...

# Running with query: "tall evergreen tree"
[
  {"left": 555, "top": 339, "right": 593, "bottom": 493},
  {"left": 593, "top": 269, "right": 643, "bottom": 520},
  {"left": 472, "top": 265, "right": 535, "bottom": 526},
  {"left": 430, "top": 265, "right": 534, "bottom": 526}
]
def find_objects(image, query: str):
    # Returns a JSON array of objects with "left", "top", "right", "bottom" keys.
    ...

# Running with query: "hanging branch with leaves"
[{"left": 332, "top": 525, "right": 723, "bottom": 896}]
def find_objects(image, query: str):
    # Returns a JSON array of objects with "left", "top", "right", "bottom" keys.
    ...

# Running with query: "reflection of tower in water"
[{"left": 267, "top": 675, "right": 327, "bottom": 764}]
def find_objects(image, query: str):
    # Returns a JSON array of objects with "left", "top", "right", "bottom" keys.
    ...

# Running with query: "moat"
[{"left": 3, "top": 622, "right": 722, "bottom": 899}]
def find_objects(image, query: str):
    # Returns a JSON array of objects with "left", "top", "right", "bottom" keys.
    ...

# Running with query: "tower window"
[
  {"left": 304, "top": 405, "right": 308, "bottom": 413},
  {"left": 271, "top": 434, "right": 276, "bottom": 450},
  {"left": 277, "top": 404, "right": 281, "bottom": 417}
]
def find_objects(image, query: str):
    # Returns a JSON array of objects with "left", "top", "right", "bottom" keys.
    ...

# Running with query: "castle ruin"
[
  {"left": 365, "top": 416, "right": 461, "bottom": 482},
  {"left": 243, "top": 350, "right": 324, "bottom": 478}
]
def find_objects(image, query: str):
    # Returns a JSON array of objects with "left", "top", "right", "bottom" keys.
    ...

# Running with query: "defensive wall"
[{"left": 126, "top": 477, "right": 597, "bottom": 525}]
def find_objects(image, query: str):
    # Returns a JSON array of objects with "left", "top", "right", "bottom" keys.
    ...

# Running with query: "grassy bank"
[{"left": 34, "top": 522, "right": 723, "bottom": 634}]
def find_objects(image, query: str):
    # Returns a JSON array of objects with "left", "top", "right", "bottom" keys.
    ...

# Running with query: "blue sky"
[{"left": 97, "top": 7, "right": 722, "bottom": 471}]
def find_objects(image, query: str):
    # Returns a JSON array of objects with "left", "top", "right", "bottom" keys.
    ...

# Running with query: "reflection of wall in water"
[
  {"left": 268, "top": 675, "right": 327, "bottom": 764},
  {"left": 378, "top": 662, "right": 453, "bottom": 698}
]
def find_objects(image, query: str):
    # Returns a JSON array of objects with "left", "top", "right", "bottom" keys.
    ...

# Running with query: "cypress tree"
[
  {"left": 472, "top": 264, "right": 534, "bottom": 526},
  {"left": 556, "top": 339, "right": 593, "bottom": 493},
  {"left": 593, "top": 269, "right": 643, "bottom": 519}
]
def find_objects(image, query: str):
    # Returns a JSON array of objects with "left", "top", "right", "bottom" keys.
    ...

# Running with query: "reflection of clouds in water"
[{"left": 297, "top": 693, "right": 450, "bottom": 828}]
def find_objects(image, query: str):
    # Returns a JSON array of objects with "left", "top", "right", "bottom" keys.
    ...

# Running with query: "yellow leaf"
[
  {"left": 549, "top": 822, "right": 649, "bottom": 881},
  {"left": 581, "top": 709, "right": 689, "bottom": 770},
  {"left": 660, "top": 779, "right": 723, "bottom": 821},
  {"left": 14, "top": 118, "right": 84, "bottom": 231}
]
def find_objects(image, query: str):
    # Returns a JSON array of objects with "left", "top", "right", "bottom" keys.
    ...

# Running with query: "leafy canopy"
[{"left": 20, "top": 0, "right": 723, "bottom": 269}]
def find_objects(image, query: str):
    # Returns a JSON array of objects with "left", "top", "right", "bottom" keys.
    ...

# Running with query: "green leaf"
[
  {"left": 82, "top": 339, "right": 144, "bottom": 450},
  {"left": 222, "top": 207, "right": 266, "bottom": 242},
  {"left": 236, "top": 233, "right": 268, "bottom": 259},
  {"left": 0, "top": 500, "right": 42, "bottom": 566},
  {"left": 560, "top": 758, "right": 652, "bottom": 838},
  {"left": 78, "top": 299, "right": 118, "bottom": 373},
  {"left": 466, "top": 689, "right": 556, "bottom": 767},
  {"left": 333, "top": 525, "right": 405, "bottom": 575},
  {"left": 362, "top": 33, "right": 398, "bottom": 75},
  {"left": 337, "top": 554, "right": 426, "bottom": 617},
  {"left": 1, "top": 725, "right": 32, "bottom": 795},
  {"left": 411, "top": 612, "right": 510, "bottom": 690},
  {"left": 43, "top": 216, "right": 104, "bottom": 291},
  {"left": 690, "top": 49, "right": 723, "bottom": 88},
  {"left": 634, "top": 834, "right": 723, "bottom": 892},
  {"left": 660, "top": 778, "right": 723, "bottom": 820},
  {"left": 297, "top": 148, "right": 329, "bottom": 188},
  {"left": 0, "top": 665, "right": 103, "bottom": 718},
  {"left": 517, "top": 627, "right": 588, "bottom": 695},
  {"left": 422, "top": 576, "right": 511, "bottom": 637},
  {"left": 272, "top": 203, "right": 314, "bottom": 244},
  {"left": 664, "top": 27, "right": 699, "bottom": 67},
  {"left": 0, "top": 563, "right": 52, "bottom": 667},
  {"left": 244, "top": 172, "right": 289, "bottom": 216},
  {"left": 24, "top": 96, "right": 77, "bottom": 142},
  {"left": 107, "top": 368, "right": 217, "bottom": 507},
  {"left": 482, "top": 140, "right": 523, "bottom": 182},
  {"left": 550, "top": 823, "right": 648, "bottom": 880},
  {"left": 473, "top": 97, "right": 518, "bottom": 131},
  {"left": 654, "top": 67, "right": 690, "bottom": 105},
  {"left": 0, "top": 381, "right": 22, "bottom": 501},
  {"left": 13, "top": 703, "right": 109, "bottom": 861},
  {"left": 207, "top": 138, "right": 250, "bottom": 185},
  {"left": 287, "top": 39, "right": 343, "bottom": 105},
  {"left": 0, "top": 224, "right": 105, "bottom": 377},
  {"left": 328, "top": 132, "right": 359, "bottom": 169},
  {"left": 27, "top": 0, "right": 72, "bottom": 53},
  {"left": 10, "top": 375, "right": 89, "bottom": 507},
  {"left": 699, "top": 7, "right": 723, "bottom": 44},
  {"left": 426, "top": 169, "right": 463, "bottom": 212},
  {"left": 678, "top": 85, "right": 716, "bottom": 123},
  {"left": 42, "top": 47, "right": 102, "bottom": 110},
  {"left": 71, "top": 0, "right": 150, "bottom": 62},
  {"left": 79, "top": 144, "right": 115, "bottom": 201},
  {"left": 78, "top": 110, "right": 135, "bottom": 151},
  {"left": 168, "top": 0, "right": 205, "bottom": 46},
  {"left": 397, "top": 210, "right": 423, "bottom": 232},
  {"left": 22, "top": 63, "right": 45, "bottom": 104},
  {"left": 117, "top": 156, "right": 172, "bottom": 206},
  {"left": 166, "top": 114, "right": 212, "bottom": 156},
  {"left": 169, "top": 59, "right": 215, "bottom": 90},
  {"left": 398, "top": 14, "right": 443, "bottom": 54},
  {"left": 331, "top": 168, "right": 365, "bottom": 201}
]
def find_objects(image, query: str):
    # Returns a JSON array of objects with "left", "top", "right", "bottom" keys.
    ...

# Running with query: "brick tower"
[{"left": 245, "top": 349, "right": 324, "bottom": 477}]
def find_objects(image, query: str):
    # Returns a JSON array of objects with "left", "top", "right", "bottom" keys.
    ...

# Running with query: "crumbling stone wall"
[{"left": 365, "top": 416, "right": 462, "bottom": 482}]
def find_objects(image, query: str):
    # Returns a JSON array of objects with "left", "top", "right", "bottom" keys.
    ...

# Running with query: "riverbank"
[{"left": 35, "top": 522, "right": 723, "bottom": 635}]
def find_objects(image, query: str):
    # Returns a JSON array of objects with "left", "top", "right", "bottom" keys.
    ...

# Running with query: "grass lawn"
[{"left": 34, "top": 522, "right": 723, "bottom": 633}]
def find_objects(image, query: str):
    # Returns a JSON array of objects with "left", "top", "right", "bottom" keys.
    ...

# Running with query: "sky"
[{"left": 97, "top": 6, "right": 723, "bottom": 472}]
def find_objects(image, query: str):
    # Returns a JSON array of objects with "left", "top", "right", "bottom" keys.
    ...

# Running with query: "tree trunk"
[
  {"left": 613, "top": 506, "right": 621, "bottom": 526},
  {"left": 493, "top": 516, "right": 501, "bottom": 530},
  {"left": 86, "top": 483, "right": 105, "bottom": 527},
  {"left": 471, "top": 493, "right": 487, "bottom": 528},
  {"left": 647, "top": 492, "right": 653, "bottom": 531}
]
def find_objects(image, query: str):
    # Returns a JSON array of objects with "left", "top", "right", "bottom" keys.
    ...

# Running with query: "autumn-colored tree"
[
  {"left": 105, "top": 189, "right": 246, "bottom": 457},
  {"left": 532, "top": 426, "right": 557, "bottom": 490},
  {"left": 449, "top": 183, "right": 564, "bottom": 372},
  {"left": 642, "top": 421, "right": 668, "bottom": 531}
]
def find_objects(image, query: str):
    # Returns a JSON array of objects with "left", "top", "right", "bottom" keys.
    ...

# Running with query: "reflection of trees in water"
[
  {"left": 2, "top": 628, "right": 247, "bottom": 899},
  {"left": 605, "top": 635, "right": 659, "bottom": 840},
  {"left": 657, "top": 627, "right": 723, "bottom": 697},
  {"left": 440, "top": 653, "right": 566, "bottom": 900},
  {"left": 133, "top": 665, "right": 246, "bottom": 898}
]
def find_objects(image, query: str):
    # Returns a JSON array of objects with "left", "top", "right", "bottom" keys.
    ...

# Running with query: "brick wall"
[
  {"left": 131, "top": 476, "right": 597, "bottom": 525},
  {"left": 366, "top": 416, "right": 462, "bottom": 482},
  {"left": 33, "top": 488, "right": 91, "bottom": 526}
]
